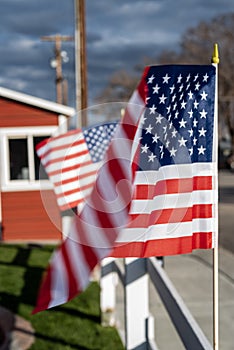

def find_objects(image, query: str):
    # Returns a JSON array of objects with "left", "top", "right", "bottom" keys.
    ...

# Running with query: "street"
[{"left": 218, "top": 170, "right": 234, "bottom": 253}]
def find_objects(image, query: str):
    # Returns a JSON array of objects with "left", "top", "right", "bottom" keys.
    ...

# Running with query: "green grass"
[{"left": 0, "top": 244, "right": 124, "bottom": 350}]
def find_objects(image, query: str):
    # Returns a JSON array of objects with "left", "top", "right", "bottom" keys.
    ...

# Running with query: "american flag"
[
  {"left": 36, "top": 122, "right": 118, "bottom": 211},
  {"left": 112, "top": 64, "right": 217, "bottom": 257},
  {"left": 33, "top": 65, "right": 217, "bottom": 313}
]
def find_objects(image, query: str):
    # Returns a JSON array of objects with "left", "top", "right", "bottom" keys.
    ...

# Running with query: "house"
[{"left": 0, "top": 87, "right": 75, "bottom": 242}]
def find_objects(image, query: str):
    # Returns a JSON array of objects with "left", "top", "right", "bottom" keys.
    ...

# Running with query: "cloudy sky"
[{"left": 1, "top": 0, "right": 234, "bottom": 113}]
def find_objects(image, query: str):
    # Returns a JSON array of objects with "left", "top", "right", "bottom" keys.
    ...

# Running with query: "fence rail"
[{"left": 101, "top": 257, "right": 212, "bottom": 350}]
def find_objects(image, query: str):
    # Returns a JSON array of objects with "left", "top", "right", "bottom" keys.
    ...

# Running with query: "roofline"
[{"left": 0, "top": 86, "right": 75, "bottom": 117}]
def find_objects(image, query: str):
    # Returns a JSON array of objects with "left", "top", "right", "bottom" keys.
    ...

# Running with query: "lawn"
[{"left": 0, "top": 244, "right": 124, "bottom": 350}]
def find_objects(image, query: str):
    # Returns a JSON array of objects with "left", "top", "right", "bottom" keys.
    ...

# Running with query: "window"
[{"left": 8, "top": 135, "right": 50, "bottom": 181}]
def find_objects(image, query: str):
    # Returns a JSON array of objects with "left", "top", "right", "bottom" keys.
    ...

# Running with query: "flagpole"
[{"left": 211, "top": 43, "right": 219, "bottom": 350}]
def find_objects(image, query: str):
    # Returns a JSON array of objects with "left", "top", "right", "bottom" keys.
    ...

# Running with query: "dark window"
[
  {"left": 33, "top": 136, "right": 49, "bottom": 180},
  {"left": 9, "top": 138, "right": 29, "bottom": 180}
]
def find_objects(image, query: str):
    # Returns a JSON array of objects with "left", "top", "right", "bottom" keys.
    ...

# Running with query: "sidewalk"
[{"left": 149, "top": 247, "right": 234, "bottom": 350}]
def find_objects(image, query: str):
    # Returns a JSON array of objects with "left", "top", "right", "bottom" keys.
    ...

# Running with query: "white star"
[
  {"left": 188, "top": 91, "right": 193, "bottom": 99},
  {"left": 153, "top": 84, "right": 160, "bottom": 94},
  {"left": 159, "top": 145, "right": 164, "bottom": 152},
  {"left": 159, "top": 94, "right": 167, "bottom": 104},
  {"left": 170, "top": 147, "right": 177, "bottom": 157},
  {"left": 193, "top": 100, "right": 199, "bottom": 109},
  {"left": 166, "top": 105, "right": 171, "bottom": 113},
  {"left": 200, "top": 90, "right": 208, "bottom": 100},
  {"left": 181, "top": 100, "right": 187, "bottom": 109},
  {"left": 156, "top": 114, "right": 163, "bottom": 124},
  {"left": 195, "top": 82, "right": 200, "bottom": 91},
  {"left": 194, "top": 74, "right": 199, "bottom": 81},
  {"left": 152, "top": 133, "right": 160, "bottom": 143},
  {"left": 188, "top": 128, "right": 193, "bottom": 137},
  {"left": 170, "top": 85, "right": 175, "bottom": 94},
  {"left": 189, "top": 147, "right": 193, "bottom": 156},
  {"left": 145, "top": 124, "right": 153, "bottom": 134},
  {"left": 179, "top": 84, "right": 184, "bottom": 92},
  {"left": 174, "top": 111, "right": 179, "bottom": 119},
  {"left": 149, "top": 104, "right": 157, "bottom": 114},
  {"left": 198, "top": 127, "right": 207, "bottom": 137},
  {"left": 177, "top": 74, "right": 182, "bottom": 83},
  {"left": 203, "top": 73, "right": 209, "bottom": 82},
  {"left": 186, "top": 83, "right": 190, "bottom": 90},
  {"left": 178, "top": 137, "right": 188, "bottom": 147},
  {"left": 199, "top": 109, "right": 207, "bottom": 118},
  {"left": 171, "top": 129, "right": 178, "bottom": 138},
  {"left": 188, "top": 109, "right": 193, "bottom": 118},
  {"left": 141, "top": 144, "right": 149, "bottom": 153},
  {"left": 179, "top": 118, "right": 187, "bottom": 128},
  {"left": 198, "top": 145, "right": 206, "bottom": 154},
  {"left": 148, "top": 75, "right": 155, "bottom": 84},
  {"left": 172, "top": 94, "right": 176, "bottom": 102},
  {"left": 179, "top": 93, "right": 184, "bottom": 101},
  {"left": 193, "top": 137, "right": 198, "bottom": 145},
  {"left": 162, "top": 73, "right": 171, "bottom": 84},
  {"left": 186, "top": 74, "right": 191, "bottom": 82},
  {"left": 165, "top": 140, "right": 170, "bottom": 148},
  {"left": 141, "top": 115, "right": 147, "bottom": 124},
  {"left": 173, "top": 102, "right": 177, "bottom": 110},
  {"left": 148, "top": 152, "right": 156, "bottom": 162},
  {"left": 193, "top": 119, "right": 198, "bottom": 127}
]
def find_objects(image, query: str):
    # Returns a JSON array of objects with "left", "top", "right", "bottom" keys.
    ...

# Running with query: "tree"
[{"left": 96, "top": 13, "right": 234, "bottom": 158}]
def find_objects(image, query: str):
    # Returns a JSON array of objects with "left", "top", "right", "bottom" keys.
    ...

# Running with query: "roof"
[{"left": 0, "top": 86, "right": 75, "bottom": 117}]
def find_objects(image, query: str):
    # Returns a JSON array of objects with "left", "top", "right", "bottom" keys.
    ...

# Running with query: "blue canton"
[
  {"left": 139, "top": 65, "right": 216, "bottom": 171},
  {"left": 83, "top": 122, "right": 118, "bottom": 162}
]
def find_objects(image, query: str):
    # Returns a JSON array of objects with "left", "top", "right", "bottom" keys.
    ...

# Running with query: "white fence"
[{"left": 100, "top": 257, "right": 213, "bottom": 350}]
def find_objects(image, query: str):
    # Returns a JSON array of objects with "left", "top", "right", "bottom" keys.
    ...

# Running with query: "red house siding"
[
  {"left": 1, "top": 191, "right": 62, "bottom": 241},
  {"left": 0, "top": 99, "right": 59, "bottom": 127}
]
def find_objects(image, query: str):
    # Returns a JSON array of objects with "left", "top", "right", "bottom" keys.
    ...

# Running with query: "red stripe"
[
  {"left": 60, "top": 198, "right": 84, "bottom": 211},
  {"left": 48, "top": 159, "right": 93, "bottom": 177},
  {"left": 44, "top": 149, "right": 89, "bottom": 167},
  {"left": 56, "top": 182, "right": 93, "bottom": 199},
  {"left": 133, "top": 176, "right": 213, "bottom": 199},
  {"left": 40, "top": 137, "right": 85, "bottom": 159},
  {"left": 111, "top": 232, "right": 213, "bottom": 258},
  {"left": 128, "top": 204, "right": 213, "bottom": 228},
  {"left": 36, "top": 129, "right": 81, "bottom": 151},
  {"left": 61, "top": 243, "right": 80, "bottom": 301},
  {"left": 54, "top": 169, "right": 97, "bottom": 187},
  {"left": 32, "top": 265, "right": 53, "bottom": 314}
]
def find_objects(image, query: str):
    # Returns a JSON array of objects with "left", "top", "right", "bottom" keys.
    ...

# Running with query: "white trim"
[
  {"left": 0, "top": 127, "right": 57, "bottom": 191},
  {"left": 0, "top": 86, "right": 75, "bottom": 117}
]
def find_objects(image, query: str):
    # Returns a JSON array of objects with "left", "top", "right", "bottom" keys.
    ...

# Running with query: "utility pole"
[
  {"left": 74, "top": 0, "right": 88, "bottom": 127},
  {"left": 41, "top": 34, "right": 73, "bottom": 104}
]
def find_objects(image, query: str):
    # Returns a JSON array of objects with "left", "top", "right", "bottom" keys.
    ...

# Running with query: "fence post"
[
  {"left": 100, "top": 257, "right": 117, "bottom": 326},
  {"left": 124, "top": 258, "right": 151, "bottom": 350}
]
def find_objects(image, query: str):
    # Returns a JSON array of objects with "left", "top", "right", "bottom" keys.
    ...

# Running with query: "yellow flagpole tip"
[{"left": 212, "top": 43, "right": 219, "bottom": 64}]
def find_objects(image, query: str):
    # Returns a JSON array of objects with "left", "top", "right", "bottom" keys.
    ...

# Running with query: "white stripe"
[
  {"left": 50, "top": 162, "right": 100, "bottom": 183},
  {"left": 116, "top": 218, "right": 216, "bottom": 243},
  {"left": 48, "top": 249, "right": 69, "bottom": 309},
  {"left": 41, "top": 141, "right": 87, "bottom": 166},
  {"left": 46, "top": 153, "right": 92, "bottom": 174},
  {"left": 66, "top": 237, "right": 91, "bottom": 290},
  {"left": 130, "top": 190, "right": 216, "bottom": 214},
  {"left": 134, "top": 162, "right": 216, "bottom": 184},
  {"left": 53, "top": 172, "right": 98, "bottom": 195}
]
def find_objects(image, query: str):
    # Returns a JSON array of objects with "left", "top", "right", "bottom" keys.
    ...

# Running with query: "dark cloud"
[{"left": 0, "top": 0, "right": 234, "bottom": 110}]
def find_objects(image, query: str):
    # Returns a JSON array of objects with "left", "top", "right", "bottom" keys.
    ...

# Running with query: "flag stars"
[
  {"left": 148, "top": 75, "right": 155, "bottom": 84},
  {"left": 159, "top": 94, "right": 167, "bottom": 104},
  {"left": 203, "top": 73, "right": 209, "bottom": 82},
  {"left": 153, "top": 84, "right": 160, "bottom": 94},
  {"left": 148, "top": 152, "right": 156, "bottom": 162},
  {"left": 169, "top": 147, "right": 177, "bottom": 157},
  {"left": 177, "top": 74, "right": 182, "bottom": 83},
  {"left": 193, "top": 119, "right": 198, "bottom": 127},
  {"left": 195, "top": 82, "right": 200, "bottom": 91},
  {"left": 170, "top": 85, "right": 175, "bottom": 94},
  {"left": 188, "top": 128, "right": 193, "bottom": 137},
  {"left": 194, "top": 74, "right": 199, "bottom": 81},
  {"left": 198, "top": 127, "right": 207, "bottom": 137},
  {"left": 193, "top": 100, "right": 199, "bottom": 109},
  {"left": 200, "top": 90, "right": 208, "bottom": 100},
  {"left": 199, "top": 109, "right": 208, "bottom": 118},
  {"left": 188, "top": 91, "right": 193, "bottom": 99},
  {"left": 156, "top": 114, "right": 163, "bottom": 124},
  {"left": 171, "top": 129, "right": 178, "bottom": 138},
  {"left": 149, "top": 104, "right": 157, "bottom": 114},
  {"left": 188, "top": 109, "right": 193, "bottom": 118},
  {"left": 181, "top": 100, "right": 187, "bottom": 109},
  {"left": 162, "top": 73, "right": 171, "bottom": 83},
  {"left": 179, "top": 118, "right": 187, "bottom": 128},
  {"left": 145, "top": 124, "right": 153, "bottom": 134},
  {"left": 141, "top": 144, "right": 149, "bottom": 153},
  {"left": 178, "top": 137, "right": 187, "bottom": 147},
  {"left": 152, "top": 133, "right": 160, "bottom": 143},
  {"left": 198, "top": 145, "right": 206, "bottom": 155}
]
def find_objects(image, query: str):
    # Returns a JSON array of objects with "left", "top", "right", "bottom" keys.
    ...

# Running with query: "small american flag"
[
  {"left": 33, "top": 64, "right": 217, "bottom": 313},
  {"left": 36, "top": 122, "right": 118, "bottom": 211}
]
